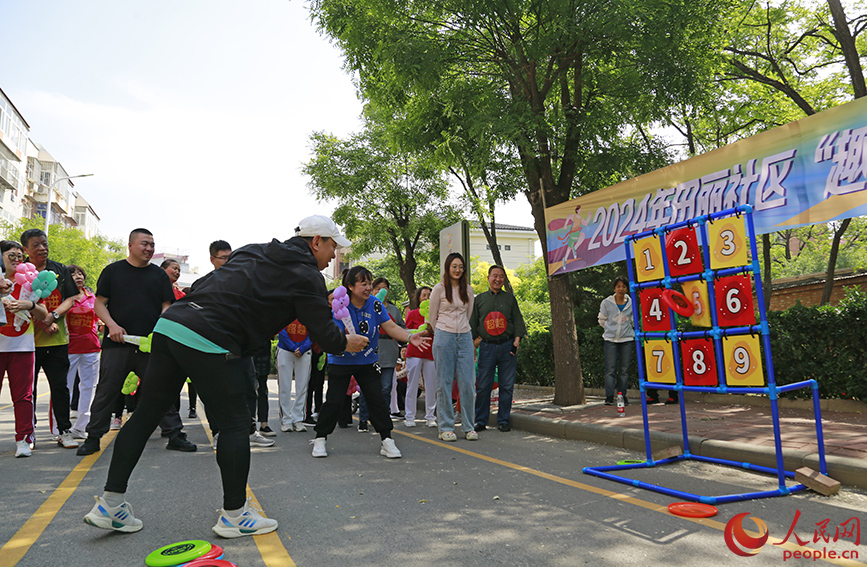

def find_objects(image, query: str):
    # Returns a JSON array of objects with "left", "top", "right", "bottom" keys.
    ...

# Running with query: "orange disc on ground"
[{"left": 668, "top": 502, "right": 718, "bottom": 518}]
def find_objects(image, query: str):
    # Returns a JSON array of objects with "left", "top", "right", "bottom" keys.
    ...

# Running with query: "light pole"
[{"left": 42, "top": 173, "right": 93, "bottom": 233}]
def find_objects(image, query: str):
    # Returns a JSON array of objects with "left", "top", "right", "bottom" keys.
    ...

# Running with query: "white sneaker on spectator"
[
  {"left": 404, "top": 420, "right": 416, "bottom": 427},
  {"left": 250, "top": 431, "right": 275, "bottom": 447},
  {"left": 426, "top": 419, "right": 437, "bottom": 428},
  {"left": 83, "top": 496, "right": 142, "bottom": 533},
  {"left": 110, "top": 418, "right": 122, "bottom": 430},
  {"left": 310, "top": 438, "right": 327, "bottom": 458},
  {"left": 292, "top": 422, "right": 307, "bottom": 432},
  {"left": 69, "top": 428, "right": 86, "bottom": 439},
  {"left": 380, "top": 438, "right": 402, "bottom": 458},
  {"left": 15, "top": 440, "right": 31, "bottom": 458},
  {"left": 57, "top": 431, "right": 79, "bottom": 449}
]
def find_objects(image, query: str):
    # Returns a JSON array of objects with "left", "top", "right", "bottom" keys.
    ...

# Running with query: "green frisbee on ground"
[
  {"left": 145, "top": 540, "right": 212, "bottom": 566},
  {"left": 616, "top": 459, "right": 645, "bottom": 465}
]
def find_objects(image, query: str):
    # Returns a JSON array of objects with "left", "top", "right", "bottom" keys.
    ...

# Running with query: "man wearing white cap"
[{"left": 83, "top": 215, "right": 366, "bottom": 538}]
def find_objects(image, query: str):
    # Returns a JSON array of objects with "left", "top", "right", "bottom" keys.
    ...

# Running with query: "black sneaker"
[
  {"left": 604, "top": 396, "right": 614, "bottom": 406},
  {"left": 259, "top": 425, "right": 277, "bottom": 437},
  {"left": 301, "top": 417, "right": 317, "bottom": 427},
  {"left": 188, "top": 409, "right": 197, "bottom": 419},
  {"left": 475, "top": 423, "right": 486, "bottom": 431},
  {"left": 76, "top": 436, "right": 100, "bottom": 456},
  {"left": 646, "top": 396, "right": 660, "bottom": 404},
  {"left": 337, "top": 422, "right": 348, "bottom": 428},
  {"left": 498, "top": 423, "right": 511, "bottom": 432},
  {"left": 665, "top": 397, "right": 679, "bottom": 405},
  {"left": 357, "top": 421, "right": 368, "bottom": 432},
  {"left": 166, "top": 432, "right": 197, "bottom": 452}
]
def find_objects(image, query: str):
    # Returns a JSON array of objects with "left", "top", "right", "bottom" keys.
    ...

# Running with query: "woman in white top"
[{"left": 429, "top": 252, "right": 476, "bottom": 441}]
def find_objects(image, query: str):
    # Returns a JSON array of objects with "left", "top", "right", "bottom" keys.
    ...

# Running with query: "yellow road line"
[
  {"left": 0, "top": 430, "right": 118, "bottom": 567},
  {"left": 392, "top": 428, "right": 865, "bottom": 566}
]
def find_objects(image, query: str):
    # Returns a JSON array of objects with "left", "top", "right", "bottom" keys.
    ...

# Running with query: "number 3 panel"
[
  {"left": 722, "top": 335, "right": 764, "bottom": 387},
  {"left": 708, "top": 215, "right": 749, "bottom": 269},
  {"left": 680, "top": 338, "right": 717, "bottom": 386},
  {"left": 642, "top": 340, "right": 677, "bottom": 384}
]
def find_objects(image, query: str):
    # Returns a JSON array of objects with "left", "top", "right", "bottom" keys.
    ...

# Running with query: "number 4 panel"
[{"left": 722, "top": 335, "right": 765, "bottom": 387}]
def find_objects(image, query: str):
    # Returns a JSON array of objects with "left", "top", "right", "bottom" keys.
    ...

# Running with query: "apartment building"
[{"left": 0, "top": 88, "right": 28, "bottom": 224}]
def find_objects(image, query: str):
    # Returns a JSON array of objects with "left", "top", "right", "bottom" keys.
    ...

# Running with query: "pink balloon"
[
  {"left": 334, "top": 286, "right": 347, "bottom": 299},
  {"left": 14, "top": 273, "right": 27, "bottom": 286},
  {"left": 335, "top": 307, "right": 349, "bottom": 319},
  {"left": 22, "top": 281, "right": 32, "bottom": 293}
]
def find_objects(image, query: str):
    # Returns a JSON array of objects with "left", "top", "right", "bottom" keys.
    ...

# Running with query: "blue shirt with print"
[{"left": 327, "top": 295, "right": 391, "bottom": 365}]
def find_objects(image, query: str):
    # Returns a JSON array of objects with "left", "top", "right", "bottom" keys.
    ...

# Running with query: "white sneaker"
[
  {"left": 57, "top": 431, "right": 79, "bottom": 449},
  {"left": 404, "top": 420, "right": 416, "bottom": 427},
  {"left": 83, "top": 496, "right": 143, "bottom": 533},
  {"left": 110, "top": 418, "right": 122, "bottom": 430},
  {"left": 311, "top": 438, "right": 327, "bottom": 458},
  {"left": 280, "top": 423, "right": 292, "bottom": 432},
  {"left": 212, "top": 432, "right": 219, "bottom": 450},
  {"left": 68, "top": 428, "right": 87, "bottom": 439},
  {"left": 250, "top": 431, "right": 275, "bottom": 447},
  {"left": 438, "top": 431, "right": 457, "bottom": 442},
  {"left": 292, "top": 422, "right": 307, "bottom": 432},
  {"left": 426, "top": 419, "right": 437, "bottom": 428},
  {"left": 465, "top": 430, "right": 479, "bottom": 441},
  {"left": 212, "top": 498, "right": 278, "bottom": 538},
  {"left": 380, "top": 438, "right": 402, "bottom": 458},
  {"left": 15, "top": 440, "right": 31, "bottom": 458}
]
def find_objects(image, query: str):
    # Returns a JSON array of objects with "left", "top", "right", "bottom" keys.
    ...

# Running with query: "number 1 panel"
[{"left": 633, "top": 237, "right": 664, "bottom": 283}]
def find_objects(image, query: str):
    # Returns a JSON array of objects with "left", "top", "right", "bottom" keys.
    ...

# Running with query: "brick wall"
[{"left": 769, "top": 274, "right": 867, "bottom": 311}]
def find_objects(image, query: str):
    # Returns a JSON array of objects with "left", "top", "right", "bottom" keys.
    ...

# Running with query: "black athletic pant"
[
  {"left": 105, "top": 334, "right": 252, "bottom": 510},
  {"left": 86, "top": 345, "right": 182, "bottom": 438},
  {"left": 306, "top": 351, "right": 325, "bottom": 418},
  {"left": 34, "top": 345, "right": 72, "bottom": 432},
  {"left": 315, "top": 363, "right": 392, "bottom": 439}
]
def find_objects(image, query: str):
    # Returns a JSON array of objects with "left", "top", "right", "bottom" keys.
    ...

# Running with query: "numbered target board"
[
  {"left": 640, "top": 288, "right": 670, "bottom": 331},
  {"left": 722, "top": 335, "right": 764, "bottom": 386},
  {"left": 665, "top": 227, "right": 703, "bottom": 277},
  {"left": 714, "top": 275, "right": 756, "bottom": 327},
  {"left": 708, "top": 215, "right": 749, "bottom": 269},
  {"left": 680, "top": 339, "right": 717, "bottom": 386},
  {"left": 643, "top": 340, "right": 677, "bottom": 384},
  {"left": 633, "top": 237, "right": 664, "bottom": 282}
]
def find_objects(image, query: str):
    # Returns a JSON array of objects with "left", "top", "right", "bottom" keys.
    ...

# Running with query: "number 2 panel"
[
  {"left": 722, "top": 335, "right": 764, "bottom": 387},
  {"left": 680, "top": 339, "right": 717, "bottom": 386},
  {"left": 665, "top": 227, "right": 702, "bottom": 277}
]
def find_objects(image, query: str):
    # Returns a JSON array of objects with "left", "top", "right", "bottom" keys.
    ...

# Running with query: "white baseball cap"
[{"left": 295, "top": 215, "right": 351, "bottom": 248}]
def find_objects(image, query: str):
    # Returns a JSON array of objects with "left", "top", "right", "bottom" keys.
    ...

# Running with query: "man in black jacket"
[{"left": 84, "top": 215, "right": 368, "bottom": 539}]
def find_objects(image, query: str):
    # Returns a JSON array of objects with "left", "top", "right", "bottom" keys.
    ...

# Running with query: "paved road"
[{"left": 2, "top": 377, "right": 866, "bottom": 567}]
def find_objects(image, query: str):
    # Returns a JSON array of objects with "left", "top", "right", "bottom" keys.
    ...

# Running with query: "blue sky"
[{"left": 3, "top": 0, "right": 532, "bottom": 275}]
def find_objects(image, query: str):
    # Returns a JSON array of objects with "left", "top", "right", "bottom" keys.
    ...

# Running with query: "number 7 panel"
[{"left": 642, "top": 340, "right": 677, "bottom": 384}]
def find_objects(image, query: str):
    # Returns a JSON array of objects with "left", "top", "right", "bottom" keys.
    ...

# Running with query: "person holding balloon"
[
  {"left": 65, "top": 265, "right": 101, "bottom": 438},
  {"left": 311, "top": 266, "right": 430, "bottom": 458},
  {"left": 404, "top": 286, "right": 436, "bottom": 427},
  {"left": 0, "top": 240, "right": 50, "bottom": 457}
]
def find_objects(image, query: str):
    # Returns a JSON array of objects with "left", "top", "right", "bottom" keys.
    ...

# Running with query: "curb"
[{"left": 510, "top": 412, "right": 867, "bottom": 490}]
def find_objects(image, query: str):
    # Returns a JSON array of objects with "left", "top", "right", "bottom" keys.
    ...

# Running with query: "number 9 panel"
[{"left": 722, "top": 335, "right": 764, "bottom": 387}]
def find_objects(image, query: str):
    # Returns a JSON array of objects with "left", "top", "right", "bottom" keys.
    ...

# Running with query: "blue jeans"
[
  {"left": 358, "top": 366, "right": 394, "bottom": 422},
  {"left": 603, "top": 340, "right": 633, "bottom": 399},
  {"left": 474, "top": 340, "right": 517, "bottom": 427},
  {"left": 432, "top": 330, "right": 475, "bottom": 432}
]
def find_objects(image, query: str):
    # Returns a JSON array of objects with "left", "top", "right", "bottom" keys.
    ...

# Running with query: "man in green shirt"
[{"left": 470, "top": 265, "right": 526, "bottom": 432}]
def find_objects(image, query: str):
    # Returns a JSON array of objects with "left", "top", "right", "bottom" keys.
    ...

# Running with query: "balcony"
[{"left": 0, "top": 158, "right": 19, "bottom": 190}]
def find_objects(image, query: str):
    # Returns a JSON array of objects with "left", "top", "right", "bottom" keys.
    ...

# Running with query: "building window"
[{"left": 505, "top": 245, "right": 511, "bottom": 251}]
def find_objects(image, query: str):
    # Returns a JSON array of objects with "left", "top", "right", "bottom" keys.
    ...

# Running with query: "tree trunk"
[
  {"left": 548, "top": 274, "right": 584, "bottom": 405},
  {"left": 821, "top": 218, "right": 850, "bottom": 305},
  {"left": 762, "top": 233, "right": 772, "bottom": 310}
]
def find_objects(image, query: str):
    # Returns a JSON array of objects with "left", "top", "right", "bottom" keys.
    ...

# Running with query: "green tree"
[
  {"left": 311, "top": 0, "right": 722, "bottom": 405},
  {"left": 0, "top": 218, "right": 125, "bottom": 285},
  {"left": 720, "top": 0, "right": 867, "bottom": 305},
  {"left": 303, "top": 122, "right": 459, "bottom": 297}
]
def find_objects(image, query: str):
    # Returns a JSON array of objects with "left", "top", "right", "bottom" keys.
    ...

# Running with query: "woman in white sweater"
[
  {"left": 597, "top": 276, "right": 634, "bottom": 406},
  {"left": 429, "top": 253, "right": 476, "bottom": 441}
]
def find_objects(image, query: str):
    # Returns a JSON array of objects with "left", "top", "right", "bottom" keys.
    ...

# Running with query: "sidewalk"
[{"left": 507, "top": 387, "right": 867, "bottom": 490}]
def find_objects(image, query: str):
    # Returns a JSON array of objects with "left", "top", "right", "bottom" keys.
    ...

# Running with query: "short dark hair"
[
  {"left": 343, "top": 266, "right": 372, "bottom": 289},
  {"left": 488, "top": 264, "right": 506, "bottom": 276},
  {"left": 21, "top": 228, "right": 46, "bottom": 248},
  {"left": 68, "top": 264, "right": 86, "bottom": 279},
  {"left": 129, "top": 228, "right": 153, "bottom": 243},
  {"left": 209, "top": 240, "right": 231, "bottom": 256},
  {"left": 160, "top": 259, "right": 179, "bottom": 269},
  {"left": 1, "top": 240, "right": 24, "bottom": 255},
  {"left": 372, "top": 277, "right": 390, "bottom": 289},
  {"left": 612, "top": 276, "right": 629, "bottom": 289}
]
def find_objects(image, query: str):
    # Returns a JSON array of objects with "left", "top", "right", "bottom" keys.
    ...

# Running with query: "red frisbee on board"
[
  {"left": 661, "top": 289, "right": 694, "bottom": 317},
  {"left": 182, "top": 560, "right": 237, "bottom": 567},
  {"left": 186, "top": 544, "right": 223, "bottom": 563},
  {"left": 668, "top": 502, "right": 718, "bottom": 518}
]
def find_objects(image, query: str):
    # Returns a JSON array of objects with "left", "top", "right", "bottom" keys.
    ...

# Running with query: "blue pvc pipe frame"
[{"left": 582, "top": 205, "right": 829, "bottom": 504}]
